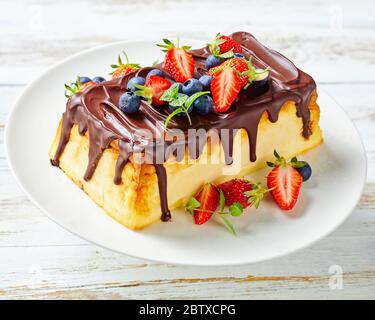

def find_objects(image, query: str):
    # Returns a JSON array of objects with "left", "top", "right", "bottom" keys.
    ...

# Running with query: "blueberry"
[
  {"left": 193, "top": 95, "right": 214, "bottom": 115},
  {"left": 146, "top": 69, "right": 164, "bottom": 78},
  {"left": 253, "top": 69, "right": 269, "bottom": 87},
  {"left": 206, "top": 55, "right": 222, "bottom": 70},
  {"left": 119, "top": 92, "right": 141, "bottom": 114},
  {"left": 234, "top": 53, "right": 245, "bottom": 59},
  {"left": 296, "top": 161, "right": 312, "bottom": 182},
  {"left": 92, "top": 76, "right": 106, "bottom": 83},
  {"left": 169, "top": 94, "right": 192, "bottom": 116},
  {"left": 176, "top": 82, "right": 183, "bottom": 92},
  {"left": 198, "top": 75, "right": 212, "bottom": 90},
  {"left": 127, "top": 76, "right": 146, "bottom": 91},
  {"left": 181, "top": 78, "right": 203, "bottom": 95},
  {"left": 80, "top": 76, "right": 92, "bottom": 84}
]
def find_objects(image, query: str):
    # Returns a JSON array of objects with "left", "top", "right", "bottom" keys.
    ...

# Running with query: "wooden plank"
[{"left": 0, "top": 0, "right": 374, "bottom": 84}]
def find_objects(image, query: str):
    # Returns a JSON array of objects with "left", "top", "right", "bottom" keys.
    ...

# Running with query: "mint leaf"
[
  {"left": 169, "top": 94, "right": 188, "bottom": 107},
  {"left": 219, "top": 189, "right": 225, "bottom": 212},
  {"left": 164, "top": 107, "right": 184, "bottom": 129},
  {"left": 185, "top": 91, "right": 210, "bottom": 108},
  {"left": 229, "top": 202, "right": 244, "bottom": 216},
  {"left": 160, "top": 83, "right": 180, "bottom": 102}
]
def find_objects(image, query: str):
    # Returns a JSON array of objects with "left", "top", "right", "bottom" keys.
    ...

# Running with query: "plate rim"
[{"left": 4, "top": 39, "right": 368, "bottom": 266}]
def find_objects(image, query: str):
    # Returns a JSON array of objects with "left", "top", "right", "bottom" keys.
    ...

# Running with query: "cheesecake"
[{"left": 49, "top": 31, "right": 323, "bottom": 230}]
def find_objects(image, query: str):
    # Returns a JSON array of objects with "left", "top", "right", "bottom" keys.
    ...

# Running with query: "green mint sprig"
[
  {"left": 185, "top": 190, "right": 244, "bottom": 235},
  {"left": 161, "top": 83, "right": 209, "bottom": 129},
  {"left": 64, "top": 76, "right": 81, "bottom": 98}
]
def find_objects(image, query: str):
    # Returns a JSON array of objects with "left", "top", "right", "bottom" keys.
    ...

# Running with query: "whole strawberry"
[
  {"left": 208, "top": 34, "right": 242, "bottom": 58},
  {"left": 217, "top": 179, "right": 270, "bottom": 209},
  {"left": 157, "top": 39, "right": 195, "bottom": 83},
  {"left": 110, "top": 51, "right": 140, "bottom": 79}
]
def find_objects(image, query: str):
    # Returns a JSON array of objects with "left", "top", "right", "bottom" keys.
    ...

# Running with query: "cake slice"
[{"left": 49, "top": 32, "right": 323, "bottom": 230}]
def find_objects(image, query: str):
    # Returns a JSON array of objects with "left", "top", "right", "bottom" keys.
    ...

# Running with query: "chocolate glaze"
[{"left": 52, "top": 32, "right": 316, "bottom": 222}]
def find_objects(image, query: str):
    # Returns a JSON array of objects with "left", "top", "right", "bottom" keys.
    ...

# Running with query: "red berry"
[
  {"left": 267, "top": 165, "right": 302, "bottom": 210},
  {"left": 218, "top": 35, "right": 242, "bottom": 54},
  {"left": 210, "top": 67, "right": 241, "bottom": 112},
  {"left": 217, "top": 179, "right": 253, "bottom": 208},
  {"left": 144, "top": 75, "right": 172, "bottom": 105},
  {"left": 194, "top": 183, "right": 220, "bottom": 225},
  {"left": 111, "top": 51, "right": 140, "bottom": 79},
  {"left": 221, "top": 58, "right": 249, "bottom": 87},
  {"left": 159, "top": 39, "right": 195, "bottom": 83}
]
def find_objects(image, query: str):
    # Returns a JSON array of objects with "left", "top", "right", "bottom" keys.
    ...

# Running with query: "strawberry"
[
  {"left": 208, "top": 34, "right": 242, "bottom": 58},
  {"left": 79, "top": 81, "right": 96, "bottom": 92},
  {"left": 266, "top": 151, "right": 304, "bottom": 210},
  {"left": 157, "top": 39, "right": 194, "bottom": 83},
  {"left": 221, "top": 58, "right": 250, "bottom": 87},
  {"left": 110, "top": 51, "right": 140, "bottom": 79},
  {"left": 217, "top": 179, "right": 270, "bottom": 209},
  {"left": 210, "top": 67, "right": 241, "bottom": 112},
  {"left": 218, "top": 35, "right": 242, "bottom": 54},
  {"left": 193, "top": 183, "right": 220, "bottom": 225},
  {"left": 134, "top": 75, "right": 172, "bottom": 106}
]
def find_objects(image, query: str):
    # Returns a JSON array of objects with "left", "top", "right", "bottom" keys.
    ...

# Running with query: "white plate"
[{"left": 5, "top": 39, "right": 367, "bottom": 266}]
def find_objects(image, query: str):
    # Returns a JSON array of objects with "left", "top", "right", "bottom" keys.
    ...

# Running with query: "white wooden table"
[{"left": 0, "top": 0, "right": 374, "bottom": 299}]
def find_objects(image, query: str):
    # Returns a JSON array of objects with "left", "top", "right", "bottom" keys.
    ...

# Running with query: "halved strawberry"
[
  {"left": 134, "top": 75, "right": 172, "bottom": 106},
  {"left": 194, "top": 183, "right": 220, "bottom": 225},
  {"left": 210, "top": 67, "right": 241, "bottom": 112},
  {"left": 157, "top": 39, "right": 194, "bottom": 82},
  {"left": 110, "top": 51, "right": 140, "bottom": 79},
  {"left": 217, "top": 179, "right": 270, "bottom": 209},
  {"left": 267, "top": 151, "right": 303, "bottom": 210}
]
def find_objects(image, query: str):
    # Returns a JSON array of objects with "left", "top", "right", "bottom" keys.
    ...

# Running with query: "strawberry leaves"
[
  {"left": 64, "top": 76, "right": 81, "bottom": 98},
  {"left": 267, "top": 150, "right": 306, "bottom": 169},
  {"left": 157, "top": 38, "right": 191, "bottom": 53}
]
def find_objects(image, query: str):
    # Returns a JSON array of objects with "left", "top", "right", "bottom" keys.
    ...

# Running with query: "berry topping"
[
  {"left": 92, "top": 76, "right": 106, "bottom": 83},
  {"left": 205, "top": 55, "right": 222, "bottom": 70},
  {"left": 221, "top": 57, "right": 251, "bottom": 87},
  {"left": 146, "top": 68, "right": 164, "bottom": 79},
  {"left": 134, "top": 75, "right": 172, "bottom": 106},
  {"left": 79, "top": 76, "right": 92, "bottom": 84},
  {"left": 190, "top": 183, "right": 220, "bottom": 225},
  {"left": 208, "top": 34, "right": 242, "bottom": 58},
  {"left": 64, "top": 76, "right": 95, "bottom": 98},
  {"left": 118, "top": 92, "right": 141, "bottom": 114},
  {"left": 198, "top": 75, "right": 213, "bottom": 90},
  {"left": 210, "top": 67, "right": 241, "bottom": 113},
  {"left": 193, "top": 95, "right": 214, "bottom": 115},
  {"left": 110, "top": 51, "right": 140, "bottom": 79},
  {"left": 253, "top": 68, "right": 270, "bottom": 87},
  {"left": 127, "top": 76, "right": 146, "bottom": 92},
  {"left": 157, "top": 38, "right": 194, "bottom": 82},
  {"left": 217, "top": 179, "right": 270, "bottom": 209},
  {"left": 266, "top": 151, "right": 304, "bottom": 210},
  {"left": 296, "top": 161, "right": 312, "bottom": 182},
  {"left": 181, "top": 78, "right": 203, "bottom": 95}
]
